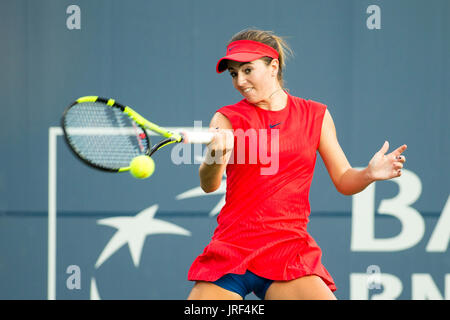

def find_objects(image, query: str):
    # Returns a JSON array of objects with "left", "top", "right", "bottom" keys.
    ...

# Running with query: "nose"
[{"left": 235, "top": 72, "right": 247, "bottom": 87}]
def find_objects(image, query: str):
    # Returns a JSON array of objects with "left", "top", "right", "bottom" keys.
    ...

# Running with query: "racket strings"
[{"left": 63, "top": 102, "right": 150, "bottom": 170}]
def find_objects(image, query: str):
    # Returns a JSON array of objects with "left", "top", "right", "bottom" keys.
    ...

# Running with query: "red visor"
[{"left": 216, "top": 40, "right": 279, "bottom": 73}]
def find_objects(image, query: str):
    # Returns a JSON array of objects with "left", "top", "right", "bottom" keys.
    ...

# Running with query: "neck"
[{"left": 255, "top": 87, "right": 287, "bottom": 111}]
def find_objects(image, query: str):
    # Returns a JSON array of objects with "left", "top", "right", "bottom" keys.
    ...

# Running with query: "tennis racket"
[{"left": 61, "top": 96, "right": 213, "bottom": 173}]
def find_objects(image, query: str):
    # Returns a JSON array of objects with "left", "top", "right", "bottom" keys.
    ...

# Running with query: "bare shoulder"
[
  {"left": 319, "top": 108, "right": 337, "bottom": 146},
  {"left": 322, "top": 108, "right": 335, "bottom": 128},
  {"left": 210, "top": 112, "right": 233, "bottom": 130}
]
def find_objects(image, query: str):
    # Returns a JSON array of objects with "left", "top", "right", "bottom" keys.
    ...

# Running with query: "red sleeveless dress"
[{"left": 188, "top": 93, "right": 336, "bottom": 291}]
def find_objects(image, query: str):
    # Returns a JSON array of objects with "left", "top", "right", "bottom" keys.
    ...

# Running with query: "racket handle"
[{"left": 181, "top": 131, "right": 214, "bottom": 144}]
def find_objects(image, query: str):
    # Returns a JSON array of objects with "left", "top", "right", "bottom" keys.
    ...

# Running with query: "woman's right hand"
[
  {"left": 204, "top": 127, "right": 234, "bottom": 165},
  {"left": 199, "top": 112, "right": 234, "bottom": 193}
]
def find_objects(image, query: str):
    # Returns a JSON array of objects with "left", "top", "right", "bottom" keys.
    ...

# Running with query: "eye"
[
  {"left": 244, "top": 68, "right": 251, "bottom": 74},
  {"left": 229, "top": 71, "right": 237, "bottom": 78}
]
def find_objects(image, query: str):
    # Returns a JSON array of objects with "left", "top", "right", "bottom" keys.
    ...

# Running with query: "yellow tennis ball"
[{"left": 129, "top": 155, "right": 155, "bottom": 179}]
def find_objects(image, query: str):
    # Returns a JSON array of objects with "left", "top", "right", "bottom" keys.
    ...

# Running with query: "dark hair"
[{"left": 229, "top": 29, "right": 293, "bottom": 88}]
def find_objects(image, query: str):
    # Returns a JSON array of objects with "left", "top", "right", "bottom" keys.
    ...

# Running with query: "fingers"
[
  {"left": 393, "top": 145, "right": 407, "bottom": 177},
  {"left": 381, "top": 143, "right": 407, "bottom": 179},
  {"left": 388, "top": 144, "right": 407, "bottom": 162},
  {"left": 379, "top": 141, "right": 407, "bottom": 159},
  {"left": 207, "top": 127, "right": 234, "bottom": 154},
  {"left": 370, "top": 142, "right": 407, "bottom": 180},
  {"left": 379, "top": 140, "right": 389, "bottom": 154},
  {"left": 393, "top": 144, "right": 407, "bottom": 157},
  {"left": 393, "top": 161, "right": 404, "bottom": 170},
  {"left": 393, "top": 151, "right": 405, "bottom": 176}
]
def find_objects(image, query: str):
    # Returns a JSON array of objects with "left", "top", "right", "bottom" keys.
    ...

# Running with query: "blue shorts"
[{"left": 213, "top": 270, "right": 274, "bottom": 300}]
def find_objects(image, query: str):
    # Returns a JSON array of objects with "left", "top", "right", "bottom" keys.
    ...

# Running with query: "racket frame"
[{"left": 61, "top": 96, "right": 182, "bottom": 173}]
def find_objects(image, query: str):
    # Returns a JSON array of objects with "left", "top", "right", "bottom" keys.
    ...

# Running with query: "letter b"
[{"left": 351, "top": 168, "right": 425, "bottom": 251}]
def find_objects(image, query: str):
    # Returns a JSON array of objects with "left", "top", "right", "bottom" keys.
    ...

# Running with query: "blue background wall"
[{"left": 0, "top": 0, "right": 449, "bottom": 299}]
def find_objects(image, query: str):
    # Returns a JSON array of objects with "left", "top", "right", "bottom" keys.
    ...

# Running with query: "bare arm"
[
  {"left": 318, "top": 109, "right": 407, "bottom": 196},
  {"left": 199, "top": 112, "right": 234, "bottom": 193}
]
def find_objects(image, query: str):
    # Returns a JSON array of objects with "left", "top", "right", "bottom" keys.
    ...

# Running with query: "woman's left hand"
[{"left": 367, "top": 141, "right": 407, "bottom": 181}]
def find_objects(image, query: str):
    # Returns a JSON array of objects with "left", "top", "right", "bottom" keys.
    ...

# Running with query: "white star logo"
[
  {"left": 94, "top": 204, "right": 191, "bottom": 269},
  {"left": 90, "top": 156, "right": 225, "bottom": 299},
  {"left": 176, "top": 183, "right": 226, "bottom": 216}
]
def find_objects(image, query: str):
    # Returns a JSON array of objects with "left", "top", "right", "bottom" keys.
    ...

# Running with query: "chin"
[{"left": 242, "top": 95, "right": 259, "bottom": 104}]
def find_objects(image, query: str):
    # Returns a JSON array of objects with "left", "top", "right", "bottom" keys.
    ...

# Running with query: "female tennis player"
[{"left": 187, "top": 29, "right": 407, "bottom": 300}]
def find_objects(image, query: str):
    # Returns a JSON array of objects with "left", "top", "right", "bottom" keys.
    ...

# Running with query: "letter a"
[
  {"left": 426, "top": 195, "right": 450, "bottom": 252},
  {"left": 366, "top": 5, "right": 381, "bottom": 30},
  {"left": 66, "top": 265, "right": 81, "bottom": 290},
  {"left": 66, "top": 5, "right": 81, "bottom": 30}
]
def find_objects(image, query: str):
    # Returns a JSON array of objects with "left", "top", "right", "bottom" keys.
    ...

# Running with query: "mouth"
[{"left": 242, "top": 88, "right": 253, "bottom": 93}]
